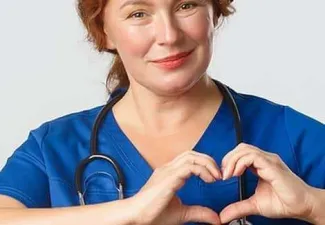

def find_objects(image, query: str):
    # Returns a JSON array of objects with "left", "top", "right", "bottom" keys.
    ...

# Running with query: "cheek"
[
  {"left": 182, "top": 12, "right": 214, "bottom": 44},
  {"left": 115, "top": 26, "right": 152, "bottom": 57}
]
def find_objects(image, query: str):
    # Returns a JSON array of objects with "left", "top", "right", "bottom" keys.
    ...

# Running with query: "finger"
[
  {"left": 159, "top": 162, "right": 218, "bottom": 193},
  {"left": 227, "top": 152, "right": 278, "bottom": 182},
  {"left": 177, "top": 163, "right": 217, "bottom": 184},
  {"left": 222, "top": 151, "right": 253, "bottom": 180},
  {"left": 222, "top": 146, "right": 264, "bottom": 180},
  {"left": 192, "top": 151, "right": 222, "bottom": 177},
  {"left": 221, "top": 143, "right": 252, "bottom": 171},
  {"left": 219, "top": 197, "right": 258, "bottom": 224},
  {"left": 176, "top": 151, "right": 221, "bottom": 179},
  {"left": 172, "top": 152, "right": 222, "bottom": 179},
  {"left": 182, "top": 205, "right": 221, "bottom": 225},
  {"left": 167, "top": 162, "right": 219, "bottom": 192},
  {"left": 232, "top": 153, "right": 258, "bottom": 177}
]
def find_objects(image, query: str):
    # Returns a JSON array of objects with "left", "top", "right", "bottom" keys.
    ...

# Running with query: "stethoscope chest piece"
[{"left": 229, "top": 219, "right": 253, "bottom": 225}]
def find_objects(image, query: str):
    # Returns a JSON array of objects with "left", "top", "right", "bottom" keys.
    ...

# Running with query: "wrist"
[
  {"left": 122, "top": 197, "right": 140, "bottom": 225},
  {"left": 301, "top": 186, "right": 325, "bottom": 225}
]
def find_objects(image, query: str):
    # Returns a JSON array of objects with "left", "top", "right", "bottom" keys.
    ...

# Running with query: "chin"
[{"left": 148, "top": 74, "right": 203, "bottom": 96}]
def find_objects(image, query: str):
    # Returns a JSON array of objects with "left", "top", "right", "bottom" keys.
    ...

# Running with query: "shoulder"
[
  {"left": 30, "top": 88, "right": 127, "bottom": 143},
  {"left": 229, "top": 85, "right": 324, "bottom": 145},
  {"left": 229, "top": 86, "right": 325, "bottom": 187},
  {"left": 229, "top": 86, "right": 323, "bottom": 127},
  {"left": 30, "top": 105, "right": 104, "bottom": 148},
  {"left": 228, "top": 87, "right": 286, "bottom": 125},
  {"left": 230, "top": 87, "right": 324, "bottom": 134}
]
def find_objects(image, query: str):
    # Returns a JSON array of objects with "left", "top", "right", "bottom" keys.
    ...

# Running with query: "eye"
[
  {"left": 128, "top": 11, "right": 146, "bottom": 19},
  {"left": 179, "top": 2, "right": 198, "bottom": 11}
]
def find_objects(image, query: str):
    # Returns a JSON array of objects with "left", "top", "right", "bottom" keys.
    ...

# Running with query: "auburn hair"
[{"left": 77, "top": 0, "right": 235, "bottom": 93}]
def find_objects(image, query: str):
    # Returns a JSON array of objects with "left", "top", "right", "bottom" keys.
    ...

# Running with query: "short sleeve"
[
  {"left": 284, "top": 106, "right": 325, "bottom": 189},
  {"left": 0, "top": 123, "right": 51, "bottom": 208}
]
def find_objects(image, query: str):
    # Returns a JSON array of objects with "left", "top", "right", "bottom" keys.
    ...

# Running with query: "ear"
[{"left": 104, "top": 27, "right": 116, "bottom": 50}]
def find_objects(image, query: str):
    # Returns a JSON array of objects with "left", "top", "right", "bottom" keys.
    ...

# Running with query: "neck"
[{"left": 113, "top": 75, "right": 222, "bottom": 137}]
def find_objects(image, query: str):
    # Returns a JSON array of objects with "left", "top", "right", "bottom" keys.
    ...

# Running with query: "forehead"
[
  {"left": 109, "top": 0, "right": 199, "bottom": 9},
  {"left": 120, "top": 0, "right": 155, "bottom": 8}
]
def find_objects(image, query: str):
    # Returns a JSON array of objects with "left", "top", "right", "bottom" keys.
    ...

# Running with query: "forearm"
[
  {"left": 0, "top": 198, "right": 136, "bottom": 225},
  {"left": 304, "top": 187, "right": 325, "bottom": 225}
]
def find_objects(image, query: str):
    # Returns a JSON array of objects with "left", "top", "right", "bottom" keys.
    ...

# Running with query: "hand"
[
  {"left": 219, "top": 143, "right": 315, "bottom": 224},
  {"left": 129, "top": 151, "right": 222, "bottom": 225}
]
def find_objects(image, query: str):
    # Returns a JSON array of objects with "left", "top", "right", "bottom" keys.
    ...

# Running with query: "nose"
[{"left": 155, "top": 14, "right": 183, "bottom": 46}]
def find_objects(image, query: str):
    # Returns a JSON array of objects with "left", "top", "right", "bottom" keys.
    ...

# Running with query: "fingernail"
[{"left": 222, "top": 168, "right": 229, "bottom": 180}]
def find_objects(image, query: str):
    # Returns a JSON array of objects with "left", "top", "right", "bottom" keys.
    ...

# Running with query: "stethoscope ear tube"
[{"left": 91, "top": 93, "right": 125, "bottom": 155}]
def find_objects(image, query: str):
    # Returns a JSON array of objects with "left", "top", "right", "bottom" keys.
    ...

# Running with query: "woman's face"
[{"left": 103, "top": 0, "right": 215, "bottom": 95}]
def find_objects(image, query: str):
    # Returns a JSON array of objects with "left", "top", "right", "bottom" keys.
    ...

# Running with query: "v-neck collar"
[{"left": 102, "top": 84, "right": 236, "bottom": 183}]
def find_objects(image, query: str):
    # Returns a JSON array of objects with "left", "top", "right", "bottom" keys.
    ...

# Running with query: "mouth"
[
  {"left": 151, "top": 50, "right": 193, "bottom": 63},
  {"left": 151, "top": 49, "right": 194, "bottom": 70}
]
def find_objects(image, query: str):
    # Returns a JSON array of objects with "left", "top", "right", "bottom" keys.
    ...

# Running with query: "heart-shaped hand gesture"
[{"left": 219, "top": 143, "right": 317, "bottom": 224}]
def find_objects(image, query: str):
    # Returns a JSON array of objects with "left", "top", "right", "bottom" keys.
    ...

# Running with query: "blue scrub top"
[{"left": 0, "top": 85, "right": 324, "bottom": 225}]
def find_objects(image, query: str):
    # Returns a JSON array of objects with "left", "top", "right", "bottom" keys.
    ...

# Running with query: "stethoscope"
[{"left": 75, "top": 79, "right": 252, "bottom": 225}]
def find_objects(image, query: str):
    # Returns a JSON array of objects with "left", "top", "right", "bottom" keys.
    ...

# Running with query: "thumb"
[
  {"left": 181, "top": 205, "right": 221, "bottom": 225},
  {"left": 219, "top": 197, "right": 258, "bottom": 224}
]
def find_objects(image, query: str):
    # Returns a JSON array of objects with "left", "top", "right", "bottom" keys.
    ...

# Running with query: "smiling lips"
[{"left": 151, "top": 50, "right": 193, "bottom": 70}]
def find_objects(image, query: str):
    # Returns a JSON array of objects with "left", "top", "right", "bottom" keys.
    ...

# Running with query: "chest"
[{"left": 118, "top": 121, "right": 210, "bottom": 170}]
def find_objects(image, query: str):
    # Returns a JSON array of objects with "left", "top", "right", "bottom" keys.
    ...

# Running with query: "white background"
[{"left": 0, "top": 0, "right": 324, "bottom": 168}]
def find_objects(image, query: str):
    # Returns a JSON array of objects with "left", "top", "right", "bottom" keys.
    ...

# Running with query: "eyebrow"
[{"left": 119, "top": 0, "right": 154, "bottom": 10}]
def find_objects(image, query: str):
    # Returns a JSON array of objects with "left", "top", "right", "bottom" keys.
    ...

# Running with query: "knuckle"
[
  {"left": 186, "top": 155, "right": 196, "bottom": 164},
  {"left": 269, "top": 153, "right": 281, "bottom": 162},
  {"left": 239, "top": 142, "right": 250, "bottom": 149},
  {"left": 198, "top": 152, "right": 212, "bottom": 160},
  {"left": 195, "top": 152, "right": 217, "bottom": 166},
  {"left": 182, "top": 164, "right": 192, "bottom": 174},
  {"left": 184, "top": 160, "right": 193, "bottom": 167},
  {"left": 254, "top": 152, "right": 265, "bottom": 161},
  {"left": 274, "top": 153, "right": 281, "bottom": 161},
  {"left": 184, "top": 150, "right": 193, "bottom": 157}
]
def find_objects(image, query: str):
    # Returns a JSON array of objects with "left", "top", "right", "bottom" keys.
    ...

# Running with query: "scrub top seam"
[
  {"left": 32, "top": 122, "right": 51, "bottom": 176},
  {"left": 32, "top": 123, "right": 52, "bottom": 206},
  {"left": 283, "top": 105, "right": 301, "bottom": 176},
  {"left": 102, "top": 130, "right": 148, "bottom": 181},
  {"left": 41, "top": 122, "right": 50, "bottom": 150},
  {"left": 10, "top": 150, "right": 45, "bottom": 173},
  {"left": 0, "top": 186, "right": 37, "bottom": 207}
]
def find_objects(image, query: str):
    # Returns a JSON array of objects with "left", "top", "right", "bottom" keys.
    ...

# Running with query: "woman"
[{"left": 0, "top": 0, "right": 324, "bottom": 224}]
